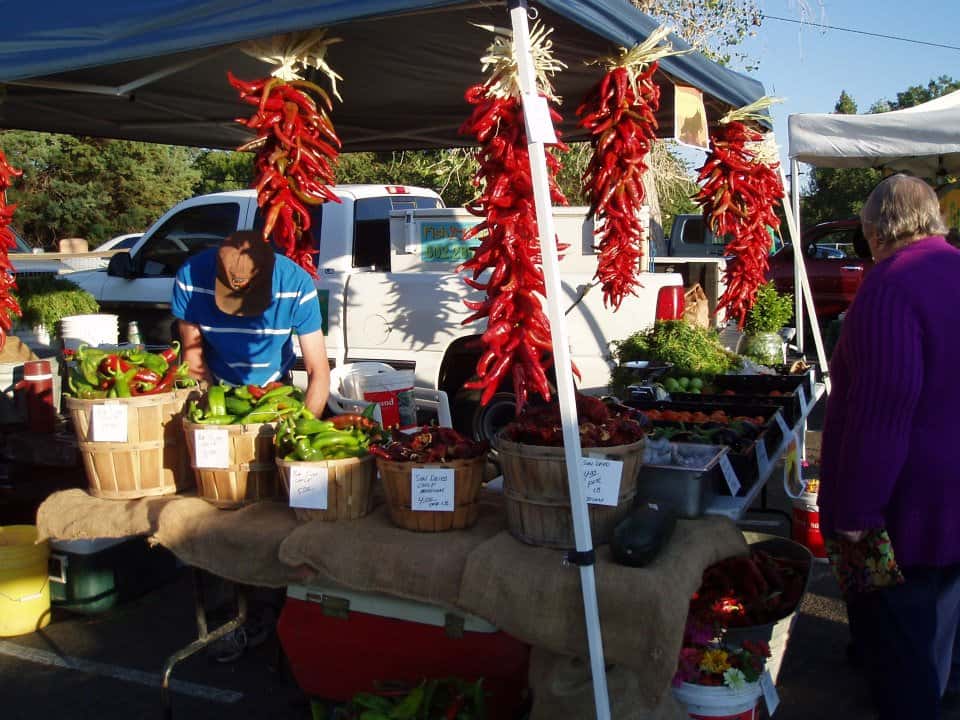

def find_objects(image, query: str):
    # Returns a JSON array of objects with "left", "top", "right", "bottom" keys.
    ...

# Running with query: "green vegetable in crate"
[
  {"left": 187, "top": 382, "right": 306, "bottom": 425},
  {"left": 274, "top": 412, "right": 378, "bottom": 461},
  {"left": 65, "top": 342, "right": 195, "bottom": 398}
]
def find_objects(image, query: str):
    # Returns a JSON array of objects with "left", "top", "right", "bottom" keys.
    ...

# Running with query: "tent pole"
[
  {"left": 507, "top": 2, "right": 611, "bottom": 718},
  {"left": 780, "top": 162, "right": 831, "bottom": 393},
  {"left": 790, "top": 159, "right": 804, "bottom": 352}
]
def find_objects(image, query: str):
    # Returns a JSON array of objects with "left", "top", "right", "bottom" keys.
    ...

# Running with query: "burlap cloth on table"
[
  {"left": 36, "top": 490, "right": 306, "bottom": 588},
  {"left": 278, "top": 492, "right": 507, "bottom": 606},
  {"left": 458, "top": 514, "right": 747, "bottom": 708}
]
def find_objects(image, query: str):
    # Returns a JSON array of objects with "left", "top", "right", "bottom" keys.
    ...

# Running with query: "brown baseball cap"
[{"left": 215, "top": 231, "right": 275, "bottom": 316}]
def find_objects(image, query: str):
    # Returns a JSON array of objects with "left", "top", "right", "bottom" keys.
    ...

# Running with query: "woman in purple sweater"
[{"left": 820, "top": 173, "right": 960, "bottom": 719}]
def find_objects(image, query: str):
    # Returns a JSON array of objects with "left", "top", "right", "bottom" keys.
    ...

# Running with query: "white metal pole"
[
  {"left": 790, "top": 159, "right": 803, "bottom": 352},
  {"left": 507, "top": 3, "right": 611, "bottom": 718},
  {"left": 780, "top": 162, "right": 830, "bottom": 393}
]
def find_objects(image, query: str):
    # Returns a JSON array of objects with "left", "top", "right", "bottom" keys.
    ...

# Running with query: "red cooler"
[{"left": 278, "top": 584, "right": 530, "bottom": 719}]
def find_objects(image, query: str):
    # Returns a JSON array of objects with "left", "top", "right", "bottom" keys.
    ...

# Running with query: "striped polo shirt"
[{"left": 171, "top": 248, "right": 322, "bottom": 386}]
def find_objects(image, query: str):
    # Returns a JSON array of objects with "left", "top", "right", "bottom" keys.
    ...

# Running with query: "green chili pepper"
[
  {"left": 79, "top": 389, "right": 108, "bottom": 400},
  {"left": 352, "top": 694, "right": 394, "bottom": 713},
  {"left": 389, "top": 686, "right": 424, "bottom": 720},
  {"left": 310, "top": 430, "right": 362, "bottom": 451},
  {"left": 294, "top": 418, "right": 335, "bottom": 436},
  {"left": 189, "top": 401, "right": 204, "bottom": 422},
  {"left": 111, "top": 367, "right": 138, "bottom": 398},
  {"left": 232, "top": 385, "right": 254, "bottom": 400},
  {"left": 292, "top": 437, "right": 321, "bottom": 461},
  {"left": 237, "top": 408, "right": 281, "bottom": 425},
  {"left": 255, "top": 384, "right": 295, "bottom": 404},
  {"left": 224, "top": 396, "right": 253, "bottom": 415},
  {"left": 139, "top": 352, "right": 169, "bottom": 376},
  {"left": 194, "top": 414, "right": 238, "bottom": 425},
  {"left": 207, "top": 385, "right": 227, "bottom": 416}
]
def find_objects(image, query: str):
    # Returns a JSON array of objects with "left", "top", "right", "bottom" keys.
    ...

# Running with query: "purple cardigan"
[{"left": 820, "top": 236, "right": 960, "bottom": 567}]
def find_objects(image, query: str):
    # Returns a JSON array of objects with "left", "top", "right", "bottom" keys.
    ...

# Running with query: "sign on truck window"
[{"left": 420, "top": 221, "right": 481, "bottom": 263}]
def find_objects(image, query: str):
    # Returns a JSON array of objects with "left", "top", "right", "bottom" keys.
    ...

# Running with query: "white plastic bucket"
[
  {"left": 60, "top": 314, "right": 119, "bottom": 351},
  {"left": 352, "top": 368, "right": 416, "bottom": 429},
  {"left": 791, "top": 490, "right": 827, "bottom": 560},
  {"left": 673, "top": 681, "right": 761, "bottom": 719}
]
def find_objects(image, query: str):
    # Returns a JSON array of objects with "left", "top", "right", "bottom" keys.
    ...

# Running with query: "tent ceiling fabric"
[
  {"left": 788, "top": 89, "right": 960, "bottom": 177},
  {"left": 0, "top": 0, "right": 765, "bottom": 151}
]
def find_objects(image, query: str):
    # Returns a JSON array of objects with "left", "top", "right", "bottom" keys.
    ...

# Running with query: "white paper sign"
[
  {"left": 193, "top": 428, "right": 230, "bottom": 469},
  {"left": 288, "top": 465, "right": 329, "bottom": 510},
  {"left": 760, "top": 670, "right": 780, "bottom": 714},
  {"left": 756, "top": 441, "right": 769, "bottom": 472},
  {"left": 582, "top": 457, "right": 623, "bottom": 507},
  {"left": 411, "top": 467, "right": 455, "bottom": 512},
  {"left": 521, "top": 93, "right": 558, "bottom": 144},
  {"left": 718, "top": 454, "right": 741, "bottom": 496},
  {"left": 91, "top": 401, "right": 128, "bottom": 442}
]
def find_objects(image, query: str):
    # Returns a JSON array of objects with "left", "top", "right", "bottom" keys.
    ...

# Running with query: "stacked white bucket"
[{"left": 60, "top": 314, "right": 120, "bottom": 351}]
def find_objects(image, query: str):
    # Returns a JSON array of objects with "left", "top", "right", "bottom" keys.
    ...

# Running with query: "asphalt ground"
[{"left": 0, "top": 403, "right": 951, "bottom": 720}]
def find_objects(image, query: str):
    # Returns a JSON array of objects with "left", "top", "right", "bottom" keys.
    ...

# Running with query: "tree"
[
  {"left": 834, "top": 91, "right": 857, "bottom": 115},
  {"left": 0, "top": 131, "right": 200, "bottom": 248},
  {"left": 870, "top": 75, "right": 960, "bottom": 113},
  {"left": 192, "top": 150, "right": 253, "bottom": 195}
]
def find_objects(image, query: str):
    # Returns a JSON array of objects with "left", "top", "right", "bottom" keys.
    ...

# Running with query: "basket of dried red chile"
[
  {"left": 370, "top": 427, "right": 488, "bottom": 532},
  {"left": 494, "top": 395, "right": 647, "bottom": 549},
  {"left": 687, "top": 532, "right": 812, "bottom": 683}
]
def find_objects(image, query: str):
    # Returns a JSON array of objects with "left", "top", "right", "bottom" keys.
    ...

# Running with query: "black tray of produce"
[
  {"left": 670, "top": 388, "right": 802, "bottom": 427},
  {"left": 772, "top": 362, "right": 818, "bottom": 399},
  {"left": 673, "top": 375, "right": 807, "bottom": 426}
]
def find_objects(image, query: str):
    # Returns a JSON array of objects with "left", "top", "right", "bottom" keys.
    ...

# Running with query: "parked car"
[
  {"left": 97, "top": 233, "right": 142, "bottom": 252},
  {"left": 767, "top": 219, "right": 872, "bottom": 319}
]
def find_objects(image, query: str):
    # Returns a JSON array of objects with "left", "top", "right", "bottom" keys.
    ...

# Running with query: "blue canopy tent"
[
  {"left": 0, "top": 0, "right": 765, "bottom": 151},
  {"left": 0, "top": 3, "right": 766, "bottom": 717}
]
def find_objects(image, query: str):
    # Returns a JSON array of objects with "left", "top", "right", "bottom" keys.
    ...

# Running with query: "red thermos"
[{"left": 17, "top": 359, "right": 56, "bottom": 433}]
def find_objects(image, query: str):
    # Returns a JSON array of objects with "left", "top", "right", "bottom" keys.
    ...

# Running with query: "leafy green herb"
[
  {"left": 743, "top": 282, "right": 793, "bottom": 335},
  {"left": 14, "top": 275, "right": 100, "bottom": 331},
  {"left": 609, "top": 320, "right": 739, "bottom": 396}
]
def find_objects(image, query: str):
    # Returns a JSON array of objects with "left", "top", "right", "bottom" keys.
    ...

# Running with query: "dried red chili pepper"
[
  {"left": 695, "top": 100, "right": 784, "bottom": 327},
  {"left": 0, "top": 150, "right": 22, "bottom": 349},
  {"left": 577, "top": 32, "right": 676, "bottom": 310},
  {"left": 228, "top": 71, "right": 341, "bottom": 277}
]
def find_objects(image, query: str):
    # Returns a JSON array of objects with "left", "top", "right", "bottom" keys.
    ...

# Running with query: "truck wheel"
[{"left": 451, "top": 389, "right": 518, "bottom": 443}]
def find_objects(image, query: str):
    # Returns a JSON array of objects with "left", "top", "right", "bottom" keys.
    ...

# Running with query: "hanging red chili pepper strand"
[
  {"left": 0, "top": 150, "right": 23, "bottom": 348},
  {"left": 456, "top": 22, "right": 570, "bottom": 412},
  {"left": 228, "top": 71, "right": 341, "bottom": 277},
  {"left": 695, "top": 99, "right": 784, "bottom": 327},
  {"left": 576, "top": 29, "right": 678, "bottom": 310}
]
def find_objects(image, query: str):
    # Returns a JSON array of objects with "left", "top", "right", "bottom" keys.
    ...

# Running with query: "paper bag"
[{"left": 682, "top": 284, "right": 709, "bottom": 328}]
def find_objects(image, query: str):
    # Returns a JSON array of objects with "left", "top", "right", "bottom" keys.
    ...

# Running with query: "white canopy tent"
[{"left": 784, "top": 88, "right": 960, "bottom": 383}]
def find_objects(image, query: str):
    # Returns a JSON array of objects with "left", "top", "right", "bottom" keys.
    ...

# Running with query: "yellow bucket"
[{"left": 0, "top": 525, "right": 51, "bottom": 636}]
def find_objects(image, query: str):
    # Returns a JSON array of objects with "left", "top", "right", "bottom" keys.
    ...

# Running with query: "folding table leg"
[{"left": 160, "top": 568, "right": 247, "bottom": 719}]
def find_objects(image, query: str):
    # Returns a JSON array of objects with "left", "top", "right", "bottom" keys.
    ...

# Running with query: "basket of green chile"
[
  {"left": 63, "top": 342, "right": 200, "bottom": 500},
  {"left": 182, "top": 382, "right": 305, "bottom": 507},
  {"left": 274, "top": 410, "right": 387, "bottom": 522}
]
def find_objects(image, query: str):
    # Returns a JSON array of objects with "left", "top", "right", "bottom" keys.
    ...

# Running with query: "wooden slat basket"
[
  {"left": 495, "top": 436, "right": 644, "bottom": 549},
  {"left": 277, "top": 455, "right": 377, "bottom": 522},
  {"left": 182, "top": 419, "right": 279, "bottom": 508},
  {"left": 66, "top": 391, "right": 192, "bottom": 500},
  {"left": 376, "top": 454, "right": 486, "bottom": 532}
]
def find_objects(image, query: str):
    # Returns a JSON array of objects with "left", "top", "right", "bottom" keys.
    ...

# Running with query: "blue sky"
[{"left": 680, "top": 0, "right": 960, "bottom": 189}]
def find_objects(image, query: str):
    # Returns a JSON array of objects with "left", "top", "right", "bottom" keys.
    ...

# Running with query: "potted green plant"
[
  {"left": 739, "top": 282, "right": 794, "bottom": 366},
  {"left": 13, "top": 275, "right": 100, "bottom": 348}
]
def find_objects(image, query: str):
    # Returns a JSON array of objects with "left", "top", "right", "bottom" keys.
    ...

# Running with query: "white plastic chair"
[{"left": 327, "top": 362, "right": 452, "bottom": 428}]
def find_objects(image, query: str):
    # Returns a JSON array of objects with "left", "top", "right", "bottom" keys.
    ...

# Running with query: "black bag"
[{"left": 611, "top": 503, "right": 677, "bottom": 567}]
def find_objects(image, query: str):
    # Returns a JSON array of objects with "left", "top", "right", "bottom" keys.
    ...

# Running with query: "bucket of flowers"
[{"left": 672, "top": 618, "right": 771, "bottom": 719}]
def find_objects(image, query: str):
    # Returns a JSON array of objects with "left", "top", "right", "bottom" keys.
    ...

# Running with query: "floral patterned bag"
[{"left": 825, "top": 528, "right": 905, "bottom": 596}]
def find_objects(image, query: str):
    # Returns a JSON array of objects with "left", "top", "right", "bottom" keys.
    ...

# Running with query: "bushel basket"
[
  {"left": 277, "top": 455, "right": 377, "bottom": 522},
  {"left": 67, "top": 391, "right": 193, "bottom": 500},
  {"left": 182, "top": 419, "right": 279, "bottom": 508},
  {"left": 376, "top": 454, "right": 486, "bottom": 532},
  {"left": 495, "top": 436, "right": 644, "bottom": 549}
]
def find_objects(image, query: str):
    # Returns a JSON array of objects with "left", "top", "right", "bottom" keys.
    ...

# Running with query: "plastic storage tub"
[{"left": 48, "top": 536, "right": 180, "bottom": 614}]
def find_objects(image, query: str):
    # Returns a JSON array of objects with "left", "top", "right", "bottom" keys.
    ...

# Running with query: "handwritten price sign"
[
  {"left": 91, "top": 401, "right": 128, "bottom": 442},
  {"left": 193, "top": 428, "right": 230, "bottom": 469},
  {"left": 411, "top": 468, "right": 455, "bottom": 512},
  {"left": 582, "top": 457, "right": 623, "bottom": 507},
  {"left": 289, "top": 465, "right": 329, "bottom": 510}
]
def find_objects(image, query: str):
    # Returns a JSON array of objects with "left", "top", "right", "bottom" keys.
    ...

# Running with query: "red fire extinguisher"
[{"left": 16, "top": 359, "right": 56, "bottom": 433}]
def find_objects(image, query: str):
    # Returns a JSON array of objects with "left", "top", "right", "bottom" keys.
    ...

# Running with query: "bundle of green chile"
[
  {"left": 67, "top": 343, "right": 196, "bottom": 399},
  {"left": 275, "top": 410, "right": 387, "bottom": 462},
  {"left": 187, "top": 382, "right": 306, "bottom": 425}
]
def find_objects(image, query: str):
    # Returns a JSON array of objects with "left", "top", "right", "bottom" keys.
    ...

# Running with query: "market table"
[{"left": 36, "top": 488, "right": 748, "bottom": 719}]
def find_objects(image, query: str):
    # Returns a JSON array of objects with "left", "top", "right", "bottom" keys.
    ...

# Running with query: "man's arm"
[
  {"left": 177, "top": 320, "right": 213, "bottom": 385},
  {"left": 297, "top": 329, "right": 330, "bottom": 417}
]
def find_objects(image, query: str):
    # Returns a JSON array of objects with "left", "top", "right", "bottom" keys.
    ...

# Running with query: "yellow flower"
[{"left": 699, "top": 649, "right": 731, "bottom": 674}]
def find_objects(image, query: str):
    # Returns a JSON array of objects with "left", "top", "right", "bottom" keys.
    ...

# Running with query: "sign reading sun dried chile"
[{"left": 0, "top": 151, "right": 23, "bottom": 348}]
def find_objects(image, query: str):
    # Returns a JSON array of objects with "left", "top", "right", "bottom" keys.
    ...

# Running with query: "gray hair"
[{"left": 860, "top": 174, "right": 947, "bottom": 251}]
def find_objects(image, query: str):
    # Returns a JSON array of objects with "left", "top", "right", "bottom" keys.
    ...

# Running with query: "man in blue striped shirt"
[{"left": 172, "top": 231, "right": 330, "bottom": 415}]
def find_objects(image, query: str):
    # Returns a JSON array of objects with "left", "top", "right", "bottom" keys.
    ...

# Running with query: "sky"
[{"left": 679, "top": 0, "right": 960, "bottom": 191}]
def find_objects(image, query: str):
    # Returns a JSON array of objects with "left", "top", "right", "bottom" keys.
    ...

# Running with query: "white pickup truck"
[{"left": 67, "top": 185, "right": 689, "bottom": 437}]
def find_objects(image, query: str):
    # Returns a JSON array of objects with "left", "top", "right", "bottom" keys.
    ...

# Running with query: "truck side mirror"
[{"left": 106, "top": 252, "right": 135, "bottom": 278}]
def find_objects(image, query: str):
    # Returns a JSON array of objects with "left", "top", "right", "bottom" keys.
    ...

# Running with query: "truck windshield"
[{"left": 353, "top": 196, "right": 442, "bottom": 271}]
